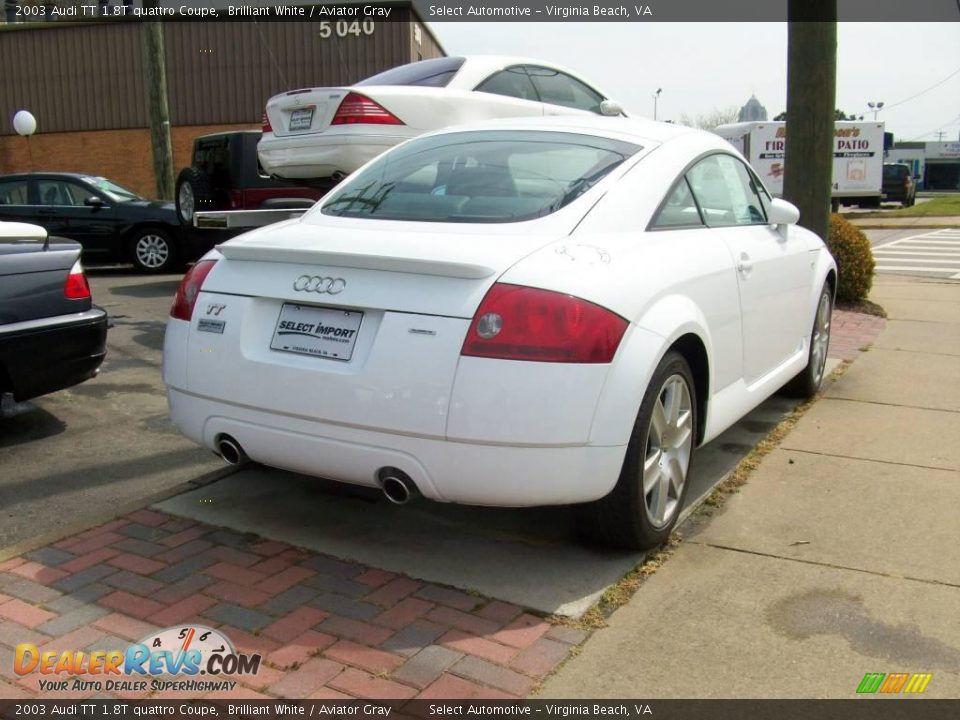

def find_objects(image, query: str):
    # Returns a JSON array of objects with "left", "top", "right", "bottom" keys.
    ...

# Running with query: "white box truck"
[{"left": 714, "top": 121, "right": 885, "bottom": 210}]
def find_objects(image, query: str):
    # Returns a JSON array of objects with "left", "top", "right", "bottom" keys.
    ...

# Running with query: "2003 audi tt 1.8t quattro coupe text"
[{"left": 163, "top": 117, "right": 836, "bottom": 550}]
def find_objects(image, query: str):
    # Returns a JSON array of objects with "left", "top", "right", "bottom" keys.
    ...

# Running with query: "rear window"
[
  {"left": 883, "top": 165, "right": 909, "bottom": 180},
  {"left": 356, "top": 57, "right": 466, "bottom": 88},
  {"left": 320, "top": 130, "right": 641, "bottom": 223}
]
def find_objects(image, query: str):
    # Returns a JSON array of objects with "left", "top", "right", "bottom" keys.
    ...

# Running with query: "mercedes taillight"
[{"left": 330, "top": 92, "right": 403, "bottom": 126}]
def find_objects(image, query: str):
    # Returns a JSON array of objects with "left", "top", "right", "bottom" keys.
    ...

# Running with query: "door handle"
[{"left": 737, "top": 252, "right": 753, "bottom": 276}]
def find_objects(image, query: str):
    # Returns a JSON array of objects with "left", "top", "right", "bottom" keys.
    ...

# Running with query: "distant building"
[
  {"left": 738, "top": 95, "right": 768, "bottom": 123},
  {"left": 0, "top": 5, "right": 444, "bottom": 196},
  {"left": 889, "top": 140, "right": 960, "bottom": 191}
]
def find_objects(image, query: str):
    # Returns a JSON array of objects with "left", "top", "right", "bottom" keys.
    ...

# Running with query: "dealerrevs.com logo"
[{"left": 14, "top": 625, "right": 261, "bottom": 694}]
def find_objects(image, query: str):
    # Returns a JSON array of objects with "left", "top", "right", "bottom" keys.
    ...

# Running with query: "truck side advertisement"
[{"left": 714, "top": 121, "right": 884, "bottom": 201}]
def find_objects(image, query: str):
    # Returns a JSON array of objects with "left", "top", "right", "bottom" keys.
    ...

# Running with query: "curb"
[
  {"left": 851, "top": 223, "right": 958, "bottom": 230},
  {"left": 0, "top": 464, "right": 239, "bottom": 564}
]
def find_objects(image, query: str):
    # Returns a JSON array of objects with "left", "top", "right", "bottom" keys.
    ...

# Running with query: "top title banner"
[{"left": 30, "top": 0, "right": 960, "bottom": 22}]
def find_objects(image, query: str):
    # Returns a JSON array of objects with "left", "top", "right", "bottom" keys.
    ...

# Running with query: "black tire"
[
  {"left": 175, "top": 167, "right": 214, "bottom": 226},
  {"left": 580, "top": 351, "right": 698, "bottom": 551},
  {"left": 782, "top": 283, "right": 833, "bottom": 398},
  {"left": 129, "top": 227, "right": 179, "bottom": 274}
]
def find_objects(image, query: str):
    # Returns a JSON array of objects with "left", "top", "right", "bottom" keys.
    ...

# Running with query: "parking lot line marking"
[
  {"left": 873, "top": 265, "right": 960, "bottom": 274},
  {"left": 873, "top": 249, "right": 960, "bottom": 256},
  {"left": 871, "top": 230, "right": 954, "bottom": 250},
  {"left": 872, "top": 257, "right": 960, "bottom": 265}
]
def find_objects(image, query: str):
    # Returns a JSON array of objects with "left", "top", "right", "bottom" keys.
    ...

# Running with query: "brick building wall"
[{"left": 0, "top": 123, "right": 257, "bottom": 198}]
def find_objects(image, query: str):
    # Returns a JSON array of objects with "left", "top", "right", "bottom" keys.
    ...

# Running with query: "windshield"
[
  {"left": 356, "top": 57, "right": 466, "bottom": 88},
  {"left": 85, "top": 176, "right": 143, "bottom": 202},
  {"left": 320, "top": 131, "right": 641, "bottom": 224}
]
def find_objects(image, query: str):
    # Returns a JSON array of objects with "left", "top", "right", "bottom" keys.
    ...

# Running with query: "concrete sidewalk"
[
  {"left": 847, "top": 215, "right": 958, "bottom": 229},
  {"left": 541, "top": 274, "right": 960, "bottom": 698}
]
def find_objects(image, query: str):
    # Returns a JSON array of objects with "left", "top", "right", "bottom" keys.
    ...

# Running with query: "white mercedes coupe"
[
  {"left": 257, "top": 56, "right": 623, "bottom": 184},
  {"left": 165, "top": 117, "right": 836, "bottom": 550}
]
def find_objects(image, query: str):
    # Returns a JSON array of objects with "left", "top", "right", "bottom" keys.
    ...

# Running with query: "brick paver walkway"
[
  {"left": 0, "top": 510, "right": 586, "bottom": 700},
  {"left": 0, "top": 308, "right": 883, "bottom": 701},
  {"left": 829, "top": 308, "right": 886, "bottom": 361}
]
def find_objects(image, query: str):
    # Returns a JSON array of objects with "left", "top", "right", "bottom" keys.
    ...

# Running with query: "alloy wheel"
[
  {"left": 642, "top": 374, "right": 694, "bottom": 529},
  {"left": 135, "top": 234, "right": 170, "bottom": 270},
  {"left": 810, "top": 291, "right": 832, "bottom": 387},
  {"left": 178, "top": 183, "right": 195, "bottom": 221}
]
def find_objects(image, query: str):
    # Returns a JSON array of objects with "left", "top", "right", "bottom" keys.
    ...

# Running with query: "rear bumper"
[
  {"left": 167, "top": 388, "right": 627, "bottom": 507},
  {"left": 0, "top": 307, "right": 108, "bottom": 402},
  {"left": 258, "top": 132, "right": 410, "bottom": 180}
]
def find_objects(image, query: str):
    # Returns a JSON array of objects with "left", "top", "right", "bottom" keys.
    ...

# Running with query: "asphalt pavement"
[{"left": 0, "top": 269, "right": 222, "bottom": 549}]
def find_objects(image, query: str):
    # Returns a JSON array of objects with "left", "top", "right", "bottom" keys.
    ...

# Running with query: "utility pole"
[
  {"left": 141, "top": 21, "right": 174, "bottom": 200},
  {"left": 782, "top": 2, "right": 837, "bottom": 243}
]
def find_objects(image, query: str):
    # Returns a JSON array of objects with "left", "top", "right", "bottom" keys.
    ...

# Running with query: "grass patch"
[
  {"left": 837, "top": 298, "right": 887, "bottom": 318},
  {"left": 852, "top": 193, "right": 960, "bottom": 218}
]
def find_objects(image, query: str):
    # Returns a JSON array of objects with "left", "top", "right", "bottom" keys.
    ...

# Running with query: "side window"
[
  {"left": 0, "top": 179, "right": 30, "bottom": 205},
  {"left": 474, "top": 68, "right": 538, "bottom": 102},
  {"left": 687, "top": 155, "right": 766, "bottom": 227},
  {"left": 37, "top": 180, "right": 95, "bottom": 207},
  {"left": 651, "top": 177, "right": 704, "bottom": 229},
  {"left": 524, "top": 66, "right": 605, "bottom": 113}
]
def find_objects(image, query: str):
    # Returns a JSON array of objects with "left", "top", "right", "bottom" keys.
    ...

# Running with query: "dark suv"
[
  {"left": 882, "top": 164, "right": 916, "bottom": 207},
  {"left": 175, "top": 131, "right": 324, "bottom": 226}
]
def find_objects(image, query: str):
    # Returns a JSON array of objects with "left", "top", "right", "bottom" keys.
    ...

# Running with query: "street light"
[
  {"left": 652, "top": 88, "right": 662, "bottom": 121},
  {"left": 867, "top": 101, "right": 885, "bottom": 121}
]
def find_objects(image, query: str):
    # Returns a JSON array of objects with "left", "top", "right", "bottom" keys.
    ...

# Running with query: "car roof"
[
  {"left": 0, "top": 172, "right": 93, "bottom": 182},
  {"left": 416, "top": 114, "right": 709, "bottom": 148},
  {"left": 448, "top": 55, "right": 612, "bottom": 96}
]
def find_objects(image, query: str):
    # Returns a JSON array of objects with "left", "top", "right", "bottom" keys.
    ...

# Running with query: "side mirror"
[
  {"left": 767, "top": 197, "right": 799, "bottom": 226},
  {"left": 84, "top": 196, "right": 104, "bottom": 208},
  {"left": 599, "top": 99, "right": 624, "bottom": 117}
]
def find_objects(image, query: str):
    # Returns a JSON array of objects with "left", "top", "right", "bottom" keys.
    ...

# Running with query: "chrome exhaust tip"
[
  {"left": 379, "top": 469, "right": 419, "bottom": 505},
  {"left": 217, "top": 435, "right": 247, "bottom": 466}
]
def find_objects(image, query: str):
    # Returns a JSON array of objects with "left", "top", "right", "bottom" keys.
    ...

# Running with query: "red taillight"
[
  {"left": 461, "top": 283, "right": 628, "bottom": 364},
  {"left": 64, "top": 260, "right": 91, "bottom": 300},
  {"left": 228, "top": 189, "right": 243, "bottom": 209},
  {"left": 261, "top": 111, "right": 272, "bottom": 134},
  {"left": 170, "top": 260, "right": 217, "bottom": 321},
  {"left": 331, "top": 92, "right": 403, "bottom": 126}
]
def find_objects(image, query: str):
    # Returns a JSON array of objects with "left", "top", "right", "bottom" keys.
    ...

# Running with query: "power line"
[
  {"left": 882, "top": 66, "right": 960, "bottom": 111},
  {"left": 907, "top": 114, "right": 960, "bottom": 141}
]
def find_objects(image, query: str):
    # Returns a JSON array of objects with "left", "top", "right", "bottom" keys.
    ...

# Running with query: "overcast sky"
[{"left": 428, "top": 22, "right": 960, "bottom": 142}]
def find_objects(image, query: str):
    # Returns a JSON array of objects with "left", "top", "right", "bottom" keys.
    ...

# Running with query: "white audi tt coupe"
[{"left": 165, "top": 116, "right": 836, "bottom": 550}]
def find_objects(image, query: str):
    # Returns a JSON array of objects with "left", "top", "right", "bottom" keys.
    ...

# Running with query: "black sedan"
[
  {"left": 0, "top": 221, "right": 107, "bottom": 403},
  {"left": 0, "top": 173, "right": 210, "bottom": 273}
]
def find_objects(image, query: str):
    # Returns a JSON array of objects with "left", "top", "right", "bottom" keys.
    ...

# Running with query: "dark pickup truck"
[{"left": 0, "top": 221, "right": 107, "bottom": 403}]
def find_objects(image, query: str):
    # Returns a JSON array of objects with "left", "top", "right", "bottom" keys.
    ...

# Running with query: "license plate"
[
  {"left": 270, "top": 303, "right": 362, "bottom": 361},
  {"left": 289, "top": 107, "right": 314, "bottom": 131}
]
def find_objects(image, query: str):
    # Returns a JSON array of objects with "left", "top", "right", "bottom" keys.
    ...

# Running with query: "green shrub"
[{"left": 826, "top": 214, "right": 875, "bottom": 302}]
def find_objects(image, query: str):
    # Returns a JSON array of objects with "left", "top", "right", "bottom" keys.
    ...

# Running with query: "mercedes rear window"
[
  {"left": 356, "top": 57, "right": 467, "bottom": 88},
  {"left": 319, "top": 130, "right": 641, "bottom": 223}
]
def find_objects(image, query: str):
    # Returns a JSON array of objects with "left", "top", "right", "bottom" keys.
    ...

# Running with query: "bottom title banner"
[{"left": 1, "top": 701, "right": 959, "bottom": 720}]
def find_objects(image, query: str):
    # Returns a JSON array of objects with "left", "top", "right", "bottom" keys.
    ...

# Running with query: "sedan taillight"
[
  {"left": 331, "top": 92, "right": 404, "bottom": 126},
  {"left": 170, "top": 260, "right": 217, "bottom": 321},
  {"left": 261, "top": 111, "right": 272, "bottom": 134},
  {"left": 461, "top": 283, "right": 628, "bottom": 364},
  {"left": 64, "top": 260, "right": 91, "bottom": 300}
]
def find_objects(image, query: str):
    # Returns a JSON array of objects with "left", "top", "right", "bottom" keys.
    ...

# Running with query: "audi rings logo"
[{"left": 293, "top": 275, "right": 346, "bottom": 294}]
